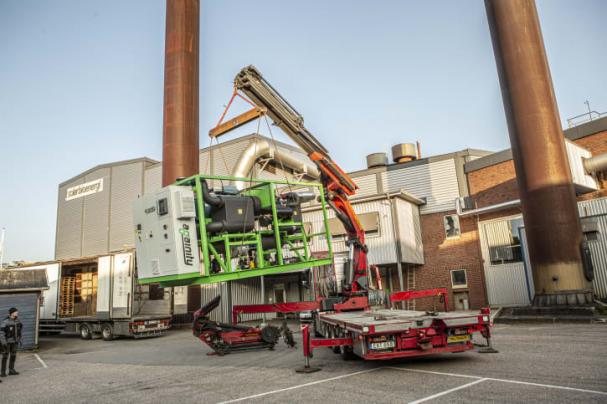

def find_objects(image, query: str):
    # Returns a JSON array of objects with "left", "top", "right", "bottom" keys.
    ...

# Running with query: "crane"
[
  {"left": 212, "top": 65, "right": 368, "bottom": 295},
  {"left": 208, "top": 66, "right": 496, "bottom": 371}
]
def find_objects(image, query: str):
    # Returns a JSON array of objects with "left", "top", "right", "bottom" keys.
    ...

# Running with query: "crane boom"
[{"left": 232, "top": 65, "right": 369, "bottom": 292}]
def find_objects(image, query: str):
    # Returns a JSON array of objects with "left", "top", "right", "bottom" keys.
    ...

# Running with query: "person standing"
[{"left": 0, "top": 307, "right": 22, "bottom": 378}]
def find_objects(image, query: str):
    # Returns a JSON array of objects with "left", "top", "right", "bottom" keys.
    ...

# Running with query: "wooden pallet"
[{"left": 60, "top": 276, "right": 76, "bottom": 316}]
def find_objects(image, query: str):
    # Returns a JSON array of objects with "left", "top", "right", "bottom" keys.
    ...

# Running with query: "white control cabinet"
[{"left": 133, "top": 185, "right": 201, "bottom": 282}]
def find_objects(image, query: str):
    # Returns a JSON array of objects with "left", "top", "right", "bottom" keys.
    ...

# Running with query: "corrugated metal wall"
[
  {"left": 232, "top": 278, "right": 266, "bottom": 322},
  {"left": 109, "top": 162, "right": 144, "bottom": 251},
  {"left": 56, "top": 160, "right": 148, "bottom": 259},
  {"left": 479, "top": 216, "right": 532, "bottom": 307},
  {"left": 81, "top": 168, "right": 111, "bottom": 257},
  {"left": 304, "top": 199, "right": 397, "bottom": 264},
  {"left": 350, "top": 173, "right": 378, "bottom": 197},
  {"left": 578, "top": 197, "right": 607, "bottom": 298},
  {"left": 381, "top": 158, "right": 460, "bottom": 214},
  {"left": 395, "top": 198, "right": 424, "bottom": 264},
  {"left": 0, "top": 293, "right": 39, "bottom": 349},
  {"left": 303, "top": 197, "right": 424, "bottom": 265},
  {"left": 198, "top": 275, "right": 313, "bottom": 324},
  {"left": 55, "top": 178, "right": 84, "bottom": 259},
  {"left": 143, "top": 164, "right": 162, "bottom": 194}
]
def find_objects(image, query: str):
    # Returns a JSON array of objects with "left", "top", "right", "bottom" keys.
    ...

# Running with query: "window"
[
  {"left": 148, "top": 284, "right": 165, "bottom": 300},
  {"left": 451, "top": 269, "right": 468, "bottom": 289},
  {"left": 443, "top": 214, "right": 461, "bottom": 239},
  {"left": 326, "top": 212, "right": 380, "bottom": 240},
  {"left": 485, "top": 218, "right": 524, "bottom": 265}
]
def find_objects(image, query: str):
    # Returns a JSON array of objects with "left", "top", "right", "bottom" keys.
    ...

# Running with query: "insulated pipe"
[
  {"left": 485, "top": 0, "right": 591, "bottom": 303},
  {"left": 201, "top": 180, "right": 223, "bottom": 207},
  {"left": 232, "top": 139, "right": 320, "bottom": 190},
  {"left": 162, "top": 0, "right": 200, "bottom": 187},
  {"left": 584, "top": 153, "right": 607, "bottom": 174}
]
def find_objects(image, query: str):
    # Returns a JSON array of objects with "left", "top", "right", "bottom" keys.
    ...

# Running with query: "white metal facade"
[
  {"left": 56, "top": 159, "right": 154, "bottom": 260},
  {"left": 380, "top": 158, "right": 460, "bottom": 214},
  {"left": 303, "top": 196, "right": 424, "bottom": 266},
  {"left": 478, "top": 214, "right": 533, "bottom": 307},
  {"left": 480, "top": 198, "right": 607, "bottom": 306},
  {"left": 578, "top": 197, "right": 607, "bottom": 298},
  {"left": 565, "top": 140, "right": 598, "bottom": 191}
]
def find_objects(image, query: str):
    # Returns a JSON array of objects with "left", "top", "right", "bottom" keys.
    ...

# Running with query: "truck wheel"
[
  {"left": 79, "top": 324, "right": 92, "bottom": 340},
  {"left": 101, "top": 324, "right": 114, "bottom": 341},
  {"left": 340, "top": 345, "right": 356, "bottom": 361}
]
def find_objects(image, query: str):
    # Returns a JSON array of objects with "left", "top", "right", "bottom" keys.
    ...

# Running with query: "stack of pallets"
[
  {"left": 74, "top": 272, "right": 98, "bottom": 316},
  {"left": 59, "top": 276, "right": 76, "bottom": 316}
]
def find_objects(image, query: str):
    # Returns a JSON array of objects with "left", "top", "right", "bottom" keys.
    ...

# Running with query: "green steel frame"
[{"left": 150, "top": 174, "right": 333, "bottom": 287}]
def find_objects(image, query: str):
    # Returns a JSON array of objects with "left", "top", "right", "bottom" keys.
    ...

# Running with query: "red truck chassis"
[{"left": 231, "top": 288, "right": 496, "bottom": 372}]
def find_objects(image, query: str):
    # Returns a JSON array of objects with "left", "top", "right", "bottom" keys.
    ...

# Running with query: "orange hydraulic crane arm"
[{"left": 233, "top": 65, "right": 369, "bottom": 292}]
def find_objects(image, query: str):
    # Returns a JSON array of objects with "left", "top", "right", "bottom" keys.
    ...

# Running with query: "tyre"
[
  {"left": 101, "top": 324, "right": 114, "bottom": 341},
  {"left": 79, "top": 324, "right": 92, "bottom": 340},
  {"left": 340, "top": 345, "right": 356, "bottom": 361}
]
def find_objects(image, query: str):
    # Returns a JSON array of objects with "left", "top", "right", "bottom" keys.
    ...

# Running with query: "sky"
[{"left": 0, "top": 0, "right": 606, "bottom": 263}]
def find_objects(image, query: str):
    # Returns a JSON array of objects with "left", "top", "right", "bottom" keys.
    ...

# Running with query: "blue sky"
[{"left": 1, "top": 0, "right": 606, "bottom": 262}]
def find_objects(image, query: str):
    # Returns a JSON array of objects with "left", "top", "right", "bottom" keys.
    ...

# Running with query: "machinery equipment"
[
  {"left": 192, "top": 296, "right": 295, "bottom": 355},
  {"left": 133, "top": 178, "right": 333, "bottom": 286},
  {"left": 208, "top": 66, "right": 497, "bottom": 370},
  {"left": 134, "top": 65, "right": 496, "bottom": 367}
]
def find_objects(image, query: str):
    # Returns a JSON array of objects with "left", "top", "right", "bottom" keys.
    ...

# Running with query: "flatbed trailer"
[
  {"left": 313, "top": 309, "right": 490, "bottom": 359},
  {"left": 231, "top": 288, "right": 495, "bottom": 371}
]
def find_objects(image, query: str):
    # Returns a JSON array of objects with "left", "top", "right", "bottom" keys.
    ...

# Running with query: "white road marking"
[
  {"left": 408, "top": 378, "right": 487, "bottom": 404},
  {"left": 216, "top": 367, "right": 381, "bottom": 404},
  {"left": 389, "top": 367, "right": 607, "bottom": 397},
  {"left": 34, "top": 354, "right": 48, "bottom": 369}
]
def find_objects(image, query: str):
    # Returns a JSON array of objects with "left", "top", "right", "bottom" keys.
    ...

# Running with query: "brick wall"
[
  {"left": 572, "top": 130, "right": 607, "bottom": 155},
  {"left": 411, "top": 211, "right": 487, "bottom": 311},
  {"left": 467, "top": 131, "right": 607, "bottom": 210},
  {"left": 467, "top": 161, "right": 518, "bottom": 209}
]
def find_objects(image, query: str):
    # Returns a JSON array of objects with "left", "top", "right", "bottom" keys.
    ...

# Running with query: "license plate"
[
  {"left": 447, "top": 335, "right": 470, "bottom": 344},
  {"left": 146, "top": 320, "right": 158, "bottom": 325},
  {"left": 369, "top": 341, "right": 396, "bottom": 350}
]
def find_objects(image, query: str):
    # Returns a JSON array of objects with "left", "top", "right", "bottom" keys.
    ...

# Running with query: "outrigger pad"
[
  {"left": 295, "top": 366, "right": 321, "bottom": 374},
  {"left": 478, "top": 347, "right": 499, "bottom": 354}
]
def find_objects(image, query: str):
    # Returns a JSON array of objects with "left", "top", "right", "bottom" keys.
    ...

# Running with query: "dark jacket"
[{"left": 0, "top": 316, "right": 22, "bottom": 345}]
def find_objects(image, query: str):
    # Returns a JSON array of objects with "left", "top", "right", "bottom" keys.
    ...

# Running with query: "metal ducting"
[
  {"left": 366, "top": 153, "right": 389, "bottom": 168},
  {"left": 391, "top": 143, "right": 418, "bottom": 163},
  {"left": 584, "top": 153, "right": 607, "bottom": 174},
  {"left": 232, "top": 139, "right": 320, "bottom": 190}
]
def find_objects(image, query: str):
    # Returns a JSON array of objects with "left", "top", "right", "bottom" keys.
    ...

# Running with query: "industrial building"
[{"left": 53, "top": 116, "right": 607, "bottom": 321}]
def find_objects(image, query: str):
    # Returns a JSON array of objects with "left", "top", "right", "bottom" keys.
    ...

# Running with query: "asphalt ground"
[{"left": 1, "top": 322, "right": 605, "bottom": 403}]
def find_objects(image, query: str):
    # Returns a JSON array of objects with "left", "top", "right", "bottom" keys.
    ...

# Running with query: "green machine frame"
[{"left": 153, "top": 174, "right": 334, "bottom": 287}]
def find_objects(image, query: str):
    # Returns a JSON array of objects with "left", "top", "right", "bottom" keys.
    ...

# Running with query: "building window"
[
  {"left": 451, "top": 269, "right": 468, "bottom": 289},
  {"left": 149, "top": 284, "right": 165, "bottom": 300},
  {"left": 443, "top": 214, "right": 461, "bottom": 239},
  {"left": 485, "top": 217, "right": 524, "bottom": 265}
]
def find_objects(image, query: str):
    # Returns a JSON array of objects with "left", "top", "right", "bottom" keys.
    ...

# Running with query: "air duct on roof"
[{"left": 232, "top": 139, "right": 320, "bottom": 190}]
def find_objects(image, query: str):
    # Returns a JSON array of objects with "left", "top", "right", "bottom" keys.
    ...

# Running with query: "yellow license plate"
[{"left": 447, "top": 335, "right": 470, "bottom": 344}]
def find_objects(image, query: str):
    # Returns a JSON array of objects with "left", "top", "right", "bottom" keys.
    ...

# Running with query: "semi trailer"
[{"left": 16, "top": 251, "right": 176, "bottom": 340}]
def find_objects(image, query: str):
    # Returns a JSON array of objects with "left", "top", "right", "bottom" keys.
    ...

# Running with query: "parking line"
[
  {"left": 389, "top": 367, "right": 607, "bottom": 397},
  {"left": 408, "top": 378, "right": 487, "bottom": 404},
  {"left": 34, "top": 354, "right": 48, "bottom": 369},
  {"left": 216, "top": 367, "right": 381, "bottom": 404}
]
